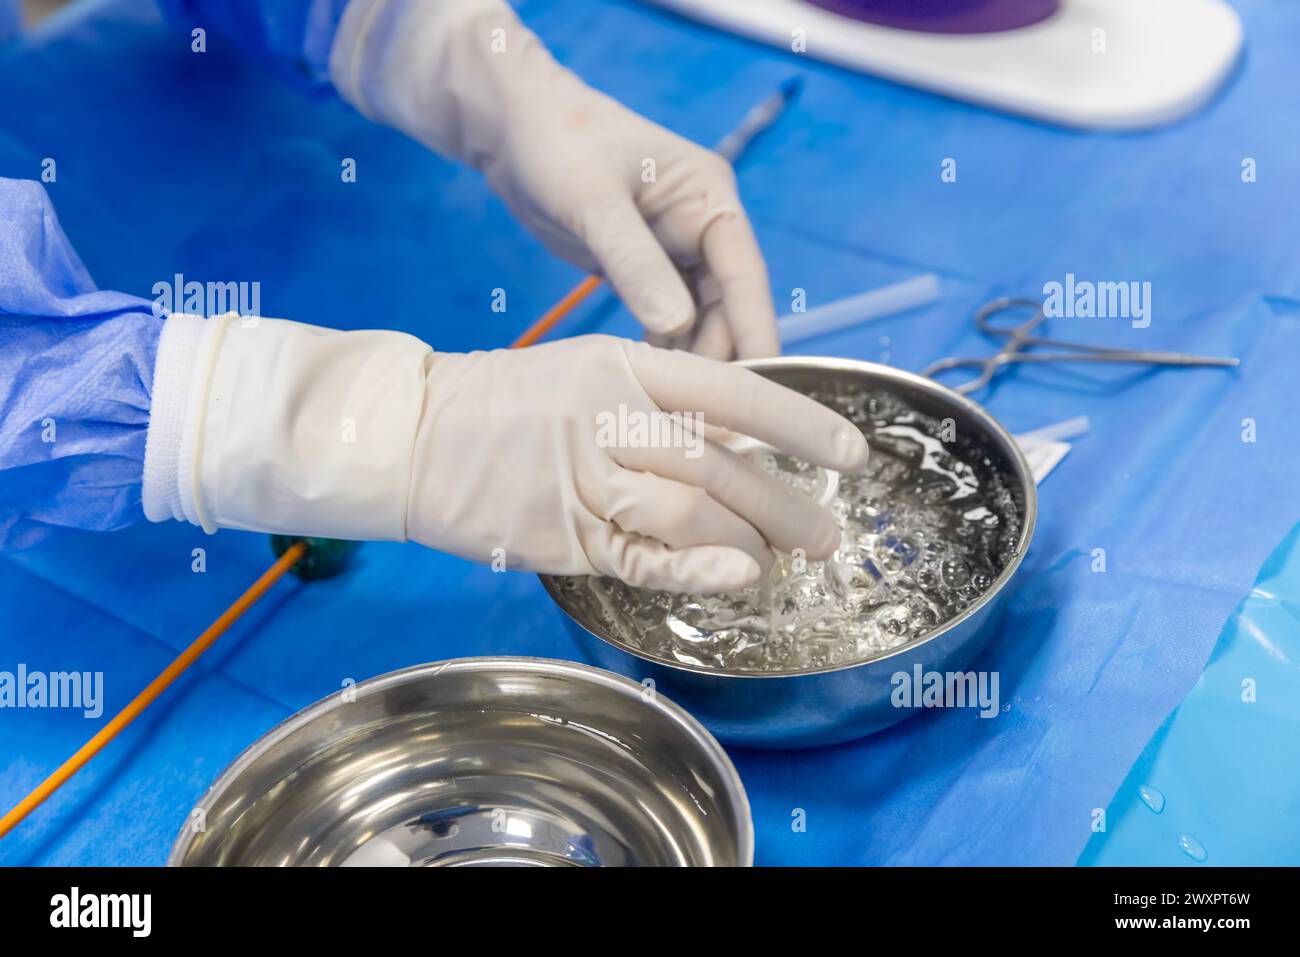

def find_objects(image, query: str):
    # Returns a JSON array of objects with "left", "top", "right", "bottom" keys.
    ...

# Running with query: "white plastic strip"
[
  {"left": 1018, "top": 415, "right": 1091, "bottom": 444},
  {"left": 1015, "top": 434, "right": 1072, "bottom": 485},
  {"left": 778, "top": 273, "right": 940, "bottom": 346}
]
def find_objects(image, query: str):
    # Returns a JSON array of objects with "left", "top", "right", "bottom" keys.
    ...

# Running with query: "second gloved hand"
[
  {"left": 329, "top": 0, "right": 780, "bottom": 360},
  {"left": 144, "top": 320, "right": 868, "bottom": 593}
]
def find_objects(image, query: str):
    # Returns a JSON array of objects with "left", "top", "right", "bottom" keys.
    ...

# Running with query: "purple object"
[{"left": 805, "top": 0, "right": 1061, "bottom": 34}]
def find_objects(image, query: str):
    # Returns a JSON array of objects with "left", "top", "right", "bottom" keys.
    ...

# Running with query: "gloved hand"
[
  {"left": 407, "top": 335, "right": 867, "bottom": 590},
  {"left": 144, "top": 317, "right": 868, "bottom": 593},
  {"left": 329, "top": 0, "right": 779, "bottom": 360}
]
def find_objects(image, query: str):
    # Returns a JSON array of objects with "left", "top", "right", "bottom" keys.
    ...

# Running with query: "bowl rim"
[
  {"left": 167, "top": 656, "right": 754, "bottom": 867},
  {"left": 540, "top": 355, "right": 1039, "bottom": 680}
]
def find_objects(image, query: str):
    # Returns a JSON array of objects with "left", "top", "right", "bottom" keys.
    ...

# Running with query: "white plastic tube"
[
  {"left": 1018, "top": 415, "right": 1092, "bottom": 443},
  {"left": 777, "top": 273, "right": 941, "bottom": 347}
]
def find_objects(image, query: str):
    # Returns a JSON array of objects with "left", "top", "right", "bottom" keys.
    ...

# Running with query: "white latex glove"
[
  {"left": 143, "top": 316, "right": 868, "bottom": 593},
  {"left": 329, "top": 0, "right": 779, "bottom": 360}
]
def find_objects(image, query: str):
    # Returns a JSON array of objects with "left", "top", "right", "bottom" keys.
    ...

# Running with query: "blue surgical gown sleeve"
[
  {"left": 156, "top": 0, "right": 353, "bottom": 93},
  {"left": 0, "top": 178, "right": 163, "bottom": 551},
  {"left": 0, "top": 0, "right": 21, "bottom": 45}
]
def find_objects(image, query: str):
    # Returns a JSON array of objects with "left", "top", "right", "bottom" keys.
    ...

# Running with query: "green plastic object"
[{"left": 269, "top": 536, "right": 358, "bottom": 580}]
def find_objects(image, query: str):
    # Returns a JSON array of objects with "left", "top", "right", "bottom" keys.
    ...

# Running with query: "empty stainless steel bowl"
[
  {"left": 169, "top": 658, "right": 752, "bottom": 866},
  {"left": 543, "top": 357, "right": 1037, "bottom": 750}
]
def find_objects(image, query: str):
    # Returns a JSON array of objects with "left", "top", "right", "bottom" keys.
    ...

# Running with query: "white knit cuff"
[{"left": 142, "top": 312, "right": 220, "bottom": 528}]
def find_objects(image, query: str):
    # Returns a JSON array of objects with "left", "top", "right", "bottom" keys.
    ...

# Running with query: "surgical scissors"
[{"left": 923, "top": 297, "right": 1240, "bottom": 395}]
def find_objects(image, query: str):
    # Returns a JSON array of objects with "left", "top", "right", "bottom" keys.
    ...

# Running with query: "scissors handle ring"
[
  {"left": 973, "top": 296, "right": 1045, "bottom": 337},
  {"left": 921, "top": 355, "right": 1002, "bottom": 395}
]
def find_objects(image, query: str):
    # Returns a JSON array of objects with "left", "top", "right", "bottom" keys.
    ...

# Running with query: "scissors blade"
[
  {"left": 1006, "top": 352, "right": 1240, "bottom": 367},
  {"left": 1016, "top": 335, "right": 1239, "bottom": 366}
]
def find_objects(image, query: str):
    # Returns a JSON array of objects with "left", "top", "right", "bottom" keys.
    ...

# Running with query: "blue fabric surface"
[
  {"left": 0, "top": 0, "right": 1297, "bottom": 865},
  {"left": 1080, "top": 521, "right": 1300, "bottom": 866},
  {"left": 0, "top": 178, "right": 161, "bottom": 550}
]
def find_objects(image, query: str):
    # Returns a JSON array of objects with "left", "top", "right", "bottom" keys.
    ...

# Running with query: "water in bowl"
[{"left": 556, "top": 384, "right": 1023, "bottom": 673}]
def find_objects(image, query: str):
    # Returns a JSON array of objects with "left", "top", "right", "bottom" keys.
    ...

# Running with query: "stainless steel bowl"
[
  {"left": 169, "top": 658, "right": 752, "bottom": 866},
  {"left": 542, "top": 358, "right": 1037, "bottom": 750}
]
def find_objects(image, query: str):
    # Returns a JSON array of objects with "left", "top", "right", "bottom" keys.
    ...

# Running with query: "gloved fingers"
[
  {"left": 624, "top": 341, "right": 870, "bottom": 473},
  {"left": 593, "top": 535, "right": 764, "bottom": 593},
  {"left": 643, "top": 330, "right": 671, "bottom": 350},
  {"left": 601, "top": 468, "right": 774, "bottom": 574},
  {"left": 584, "top": 196, "right": 697, "bottom": 338},
  {"left": 699, "top": 209, "right": 780, "bottom": 359},
  {"left": 641, "top": 158, "right": 772, "bottom": 358},
  {"left": 641, "top": 264, "right": 704, "bottom": 352},
  {"left": 698, "top": 419, "right": 749, "bottom": 447},
  {"left": 641, "top": 145, "right": 735, "bottom": 265},
  {"left": 685, "top": 272, "right": 736, "bottom": 360},
  {"left": 615, "top": 441, "right": 842, "bottom": 560},
  {"left": 642, "top": 282, "right": 733, "bottom": 359}
]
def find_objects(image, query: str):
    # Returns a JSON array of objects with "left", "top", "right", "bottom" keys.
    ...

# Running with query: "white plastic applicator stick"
[
  {"left": 777, "top": 273, "right": 941, "bottom": 347},
  {"left": 1018, "top": 415, "right": 1092, "bottom": 443}
]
